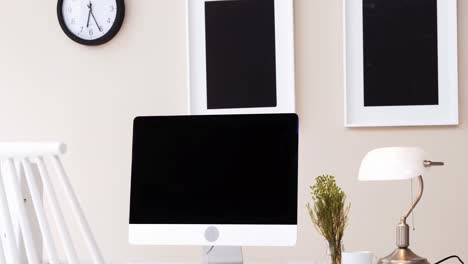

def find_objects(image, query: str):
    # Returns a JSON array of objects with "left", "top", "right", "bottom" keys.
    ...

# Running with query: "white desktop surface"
[
  {"left": 53, "top": 258, "right": 319, "bottom": 264},
  {"left": 50, "top": 258, "right": 332, "bottom": 264},
  {"left": 61, "top": 259, "right": 317, "bottom": 264}
]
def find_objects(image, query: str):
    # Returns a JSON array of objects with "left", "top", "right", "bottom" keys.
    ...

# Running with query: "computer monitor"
[{"left": 129, "top": 114, "right": 298, "bottom": 247}]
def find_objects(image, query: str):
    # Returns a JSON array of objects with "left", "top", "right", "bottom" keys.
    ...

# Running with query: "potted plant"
[{"left": 307, "top": 175, "right": 351, "bottom": 264}]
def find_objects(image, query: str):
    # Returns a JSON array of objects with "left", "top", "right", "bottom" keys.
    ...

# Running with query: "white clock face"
[{"left": 61, "top": 0, "right": 118, "bottom": 40}]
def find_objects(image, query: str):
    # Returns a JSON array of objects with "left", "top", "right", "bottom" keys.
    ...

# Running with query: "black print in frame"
[
  {"left": 204, "top": 0, "right": 277, "bottom": 109},
  {"left": 363, "top": 0, "right": 439, "bottom": 107}
]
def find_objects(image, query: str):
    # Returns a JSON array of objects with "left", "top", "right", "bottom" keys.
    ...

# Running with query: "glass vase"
[{"left": 327, "top": 240, "right": 344, "bottom": 264}]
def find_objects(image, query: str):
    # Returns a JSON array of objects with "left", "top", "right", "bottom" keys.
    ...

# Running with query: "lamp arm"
[{"left": 400, "top": 175, "right": 424, "bottom": 224}]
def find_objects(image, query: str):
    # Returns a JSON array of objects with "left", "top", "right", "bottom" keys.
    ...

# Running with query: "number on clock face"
[{"left": 59, "top": 0, "right": 123, "bottom": 43}]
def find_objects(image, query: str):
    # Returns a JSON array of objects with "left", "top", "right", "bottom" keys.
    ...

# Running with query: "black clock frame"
[{"left": 57, "top": 0, "right": 125, "bottom": 46}]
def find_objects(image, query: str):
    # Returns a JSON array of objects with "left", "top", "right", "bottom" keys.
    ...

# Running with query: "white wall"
[{"left": 0, "top": 0, "right": 466, "bottom": 263}]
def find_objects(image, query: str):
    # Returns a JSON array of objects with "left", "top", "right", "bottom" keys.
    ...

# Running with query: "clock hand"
[
  {"left": 86, "top": 9, "right": 92, "bottom": 28},
  {"left": 90, "top": 10, "right": 103, "bottom": 31},
  {"left": 86, "top": 2, "right": 92, "bottom": 28}
]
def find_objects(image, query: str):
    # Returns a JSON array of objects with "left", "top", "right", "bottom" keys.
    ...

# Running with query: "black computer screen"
[
  {"left": 204, "top": 0, "right": 277, "bottom": 109},
  {"left": 129, "top": 114, "right": 298, "bottom": 225}
]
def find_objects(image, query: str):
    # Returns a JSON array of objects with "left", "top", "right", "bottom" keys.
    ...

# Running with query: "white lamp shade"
[{"left": 359, "top": 147, "right": 428, "bottom": 181}]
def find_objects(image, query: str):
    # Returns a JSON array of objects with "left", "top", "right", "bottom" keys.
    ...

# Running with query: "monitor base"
[{"left": 202, "top": 246, "right": 243, "bottom": 264}]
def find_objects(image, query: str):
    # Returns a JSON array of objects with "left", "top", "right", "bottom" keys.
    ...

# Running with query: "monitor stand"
[{"left": 202, "top": 246, "right": 243, "bottom": 264}]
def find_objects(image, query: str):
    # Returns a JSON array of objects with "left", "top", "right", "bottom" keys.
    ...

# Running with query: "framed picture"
[
  {"left": 187, "top": 0, "right": 295, "bottom": 115},
  {"left": 344, "top": 0, "right": 458, "bottom": 127}
]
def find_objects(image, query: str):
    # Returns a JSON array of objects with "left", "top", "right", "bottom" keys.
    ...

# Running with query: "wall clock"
[{"left": 57, "top": 0, "right": 125, "bottom": 46}]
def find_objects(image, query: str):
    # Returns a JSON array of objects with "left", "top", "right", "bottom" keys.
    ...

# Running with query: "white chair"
[{"left": 0, "top": 142, "right": 105, "bottom": 264}]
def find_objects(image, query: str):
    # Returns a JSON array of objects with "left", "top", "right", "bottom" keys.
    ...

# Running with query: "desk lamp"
[{"left": 359, "top": 147, "right": 444, "bottom": 264}]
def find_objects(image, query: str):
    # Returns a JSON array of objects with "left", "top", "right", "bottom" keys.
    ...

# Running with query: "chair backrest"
[{"left": 0, "top": 142, "right": 105, "bottom": 264}]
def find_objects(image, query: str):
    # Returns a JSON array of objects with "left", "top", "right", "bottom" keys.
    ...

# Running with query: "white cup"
[{"left": 342, "top": 251, "right": 378, "bottom": 264}]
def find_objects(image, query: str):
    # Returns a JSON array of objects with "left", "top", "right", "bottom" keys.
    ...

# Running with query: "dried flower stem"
[{"left": 307, "top": 175, "right": 350, "bottom": 264}]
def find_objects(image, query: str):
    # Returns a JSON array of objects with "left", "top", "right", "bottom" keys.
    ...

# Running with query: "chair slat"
[
  {"left": 0, "top": 236, "right": 6, "bottom": 264},
  {"left": 51, "top": 156, "right": 105, "bottom": 264},
  {"left": 36, "top": 157, "right": 80, "bottom": 264},
  {"left": 3, "top": 159, "right": 40, "bottom": 264},
  {"left": 0, "top": 163, "right": 20, "bottom": 264},
  {"left": 22, "top": 159, "right": 60, "bottom": 264}
]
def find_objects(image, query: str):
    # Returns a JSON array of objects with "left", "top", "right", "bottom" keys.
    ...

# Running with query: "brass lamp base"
[
  {"left": 378, "top": 248, "right": 429, "bottom": 264},
  {"left": 378, "top": 176, "right": 432, "bottom": 264}
]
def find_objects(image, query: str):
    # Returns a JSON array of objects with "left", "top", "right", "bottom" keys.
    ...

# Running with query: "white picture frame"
[
  {"left": 344, "top": 0, "right": 458, "bottom": 127},
  {"left": 186, "top": 0, "right": 295, "bottom": 115}
]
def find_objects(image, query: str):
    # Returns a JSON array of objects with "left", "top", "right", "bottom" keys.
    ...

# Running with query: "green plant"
[{"left": 307, "top": 175, "right": 350, "bottom": 264}]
